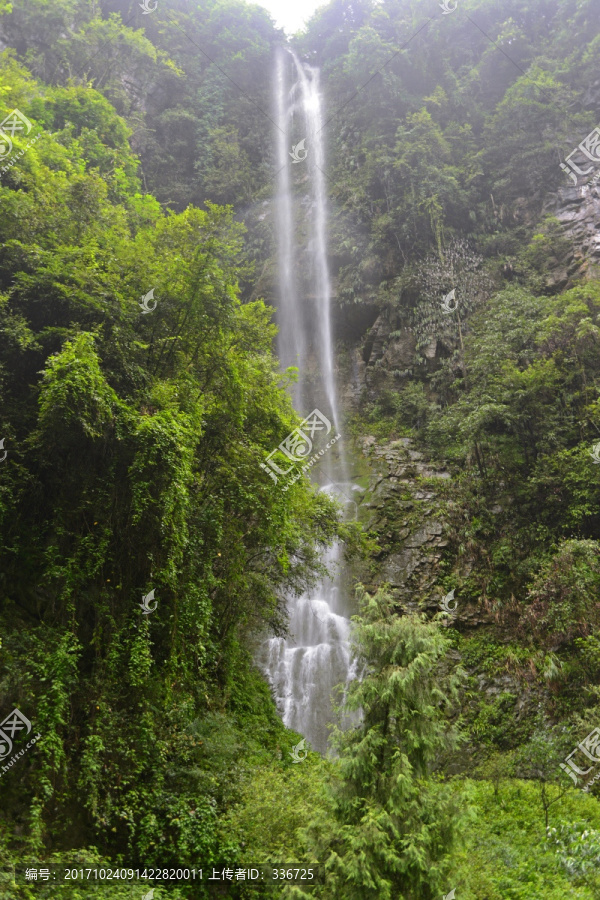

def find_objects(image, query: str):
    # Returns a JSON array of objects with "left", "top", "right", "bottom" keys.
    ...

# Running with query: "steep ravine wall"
[{"left": 335, "top": 179, "right": 600, "bottom": 759}]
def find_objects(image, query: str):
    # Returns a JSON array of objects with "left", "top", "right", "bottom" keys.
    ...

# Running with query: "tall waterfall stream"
[{"left": 261, "top": 49, "right": 358, "bottom": 755}]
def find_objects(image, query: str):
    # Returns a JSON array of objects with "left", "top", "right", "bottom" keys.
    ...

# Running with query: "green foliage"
[
  {"left": 513, "top": 726, "right": 576, "bottom": 829},
  {"left": 220, "top": 753, "right": 332, "bottom": 865},
  {"left": 548, "top": 822, "right": 600, "bottom": 892},
  {"left": 470, "top": 692, "right": 519, "bottom": 749},
  {"left": 0, "top": 48, "right": 342, "bottom": 889},
  {"left": 421, "top": 280, "right": 600, "bottom": 609},
  {"left": 524, "top": 540, "right": 600, "bottom": 649},
  {"left": 35, "top": 332, "right": 121, "bottom": 447},
  {"left": 365, "top": 382, "right": 434, "bottom": 437},
  {"left": 297, "top": 586, "right": 466, "bottom": 899},
  {"left": 453, "top": 779, "right": 600, "bottom": 899}
]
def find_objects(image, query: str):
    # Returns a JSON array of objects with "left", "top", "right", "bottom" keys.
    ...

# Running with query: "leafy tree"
[
  {"left": 513, "top": 726, "right": 575, "bottom": 830},
  {"left": 297, "top": 586, "right": 465, "bottom": 900}
]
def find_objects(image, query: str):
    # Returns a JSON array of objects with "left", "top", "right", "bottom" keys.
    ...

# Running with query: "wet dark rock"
[
  {"left": 543, "top": 181, "right": 600, "bottom": 283},
  {"left": 404, "top": 528, "right": 431, "bottom": 548},
  {"left": 363, "top": 313, "right": 392, "bottom": 366},
  {"left": 381, "top": 549, "right": 423, "bottom": 583},
  {"left": 426, "top": 522, "right": 443, "bottom": 535}
]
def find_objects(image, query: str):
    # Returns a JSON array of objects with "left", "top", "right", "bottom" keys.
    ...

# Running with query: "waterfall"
[
  {"left": 274, "top": 49, "right": 305, "bottom": 410},
  {"left": 262, "top": 48, "right": 356, "bottom": 755}
]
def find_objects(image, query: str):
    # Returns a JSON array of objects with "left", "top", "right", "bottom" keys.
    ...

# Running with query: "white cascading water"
[{"left": 262, "top": 48, "right": 357, "bottom": 754}]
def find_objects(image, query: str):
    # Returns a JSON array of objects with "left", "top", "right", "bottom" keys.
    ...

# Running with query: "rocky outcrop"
[
  {"left": 357, "top": 315, "right": 428, "bottom": 404},
  {"left": 362, "top": 312, "right": 392, "bottom": 367},
  {"left": 543, "top": 181, "right": 600, "bottom": 284},
  {"left": 347, "top": 179, "right": 600, "bottom": 404},
  {"left": 354, "top": 435, "right": 499, "bottom": 628},
  {"left": 354, "top": 435, "right": 453, "bottom": 614},
  {"left": 362, "top": 314, "right": 421, "bottom": 375}
]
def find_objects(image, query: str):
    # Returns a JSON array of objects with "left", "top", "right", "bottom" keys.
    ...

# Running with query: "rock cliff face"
[
  {"left": 350, "top": 314, "right": 414, "bottom": 407},
  {"left": 341, "top": 179, "right": 600, "bottom": 736},
  {"left": 346, "top": 180, "right": 600, "bottom": 401},
  {"left": 354, "top": 436, "right": 450, "bottom": 610},
  {"left": 543, "top": 181, "right": 600, "bottom": 286}
]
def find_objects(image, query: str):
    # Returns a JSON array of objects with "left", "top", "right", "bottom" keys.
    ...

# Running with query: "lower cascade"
[{"left": 264, "top": 504, "right": 358, "bottom": 754}]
